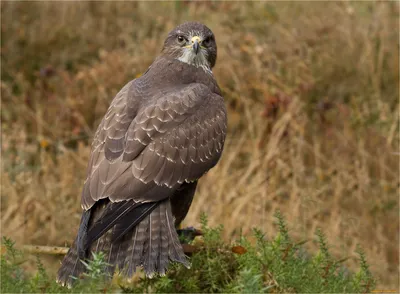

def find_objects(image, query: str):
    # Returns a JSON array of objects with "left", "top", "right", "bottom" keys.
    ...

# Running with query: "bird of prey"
[{"left": 57, "top": 22, "right": 227, "bottom": 287}]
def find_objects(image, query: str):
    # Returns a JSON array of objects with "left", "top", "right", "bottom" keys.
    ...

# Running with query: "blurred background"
[{"left": 1, "top": 1, "right": 398, "bottom": 290}]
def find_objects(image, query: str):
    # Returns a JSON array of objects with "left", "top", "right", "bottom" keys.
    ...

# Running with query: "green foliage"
[
  {"left": 0, "top": 237, "right": 115, "bottom": 293},
  {"left": 1, "top": 237, "right": 27, "bottom": 292},
  {"left": 80, "top": 251, "right": 111, "bottom": 280},
  {"left": 353, "top": 245, "right": 376, "bottom": 293},
  {"left": 0, "top": 213, "right": 378, "bottom": 293}
]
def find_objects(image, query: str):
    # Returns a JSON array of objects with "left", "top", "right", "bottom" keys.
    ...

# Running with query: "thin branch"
[{"left": 22, "top": 245, "right": 69, "bottom": 255}]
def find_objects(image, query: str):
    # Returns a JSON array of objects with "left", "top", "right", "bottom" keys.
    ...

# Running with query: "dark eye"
[
  {"left": 177, "top": 35, "right": 186, "bottom": 45},
  {"left": 203, "top": 36, "right": 213, "bottom": 46}
]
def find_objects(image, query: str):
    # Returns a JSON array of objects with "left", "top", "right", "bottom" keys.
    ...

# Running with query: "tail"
[
  {"left": 56, "top": 238, "right": 86, "bottom": 287},
  {"left": 57, "top": 199, "right": 189, "bottom": 287}
]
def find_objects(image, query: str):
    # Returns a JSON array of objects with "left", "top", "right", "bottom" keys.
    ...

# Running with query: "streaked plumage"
[{"left": 57, "top": 22, "right": 226, "bottom": 287}]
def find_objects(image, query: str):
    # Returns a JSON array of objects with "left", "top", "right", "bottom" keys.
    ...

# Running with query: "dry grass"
[{"left": 1, "top": 1, "right": 399, "bottom": 290}]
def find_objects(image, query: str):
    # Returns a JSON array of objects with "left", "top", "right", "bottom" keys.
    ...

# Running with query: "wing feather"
[{"left": 81, "top": 81, "right": 226, "bottom": 210}]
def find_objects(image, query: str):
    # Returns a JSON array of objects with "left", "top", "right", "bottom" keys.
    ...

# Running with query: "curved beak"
[{"left": 191, "top": 36, "right": 201, "bottom": 55}]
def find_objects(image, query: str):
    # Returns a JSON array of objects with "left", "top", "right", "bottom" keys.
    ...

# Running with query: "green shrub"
[{"left": 0, "top": 212, "right": 377, "bottom": 293}]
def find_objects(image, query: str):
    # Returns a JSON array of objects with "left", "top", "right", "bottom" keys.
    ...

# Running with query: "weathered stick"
[
  {"left": 21, "top": 229, "right": 204, "bottom": 256},
  {"left": 22, "top": 245, "right": 69, "bottom": 255},
  {"left": 22, "top": 244, "right": 198, "bottom": 255},
  {"left": 21, "top": 243, "right": 241, "bottom": 257}
]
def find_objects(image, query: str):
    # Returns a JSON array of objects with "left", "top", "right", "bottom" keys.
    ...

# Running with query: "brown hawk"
[{"left": 57, "top": 22, "right": 227, "bottom": 287}]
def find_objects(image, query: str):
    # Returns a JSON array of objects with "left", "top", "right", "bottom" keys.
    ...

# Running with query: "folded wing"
[{"left": 81, "top": 81, "right": 227, "bottom": 212}]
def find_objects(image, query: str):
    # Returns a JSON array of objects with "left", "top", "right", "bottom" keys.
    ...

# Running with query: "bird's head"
[{"left": 162, "top": 22, "right": 217, "bottom": 71}]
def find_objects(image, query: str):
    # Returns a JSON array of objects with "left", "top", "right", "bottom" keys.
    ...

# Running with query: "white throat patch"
[{"left": 177, "top": 48, "right": 212, "bottom": 74}]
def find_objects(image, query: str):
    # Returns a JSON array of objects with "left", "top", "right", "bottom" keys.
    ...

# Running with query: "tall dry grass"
[{"left": 1, "top": 1, "right": 399, "bottom": 290}]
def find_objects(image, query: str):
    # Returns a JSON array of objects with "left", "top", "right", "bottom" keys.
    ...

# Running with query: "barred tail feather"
[
  {"left": 57, "top": 231, "right": 114, "bottom": 287},
  {"left": 56, "top": 239, "right": 85, "bottom": 288},
  {"left": 119, "top": 199, "right": 189, "bottom": 278},
  {"left": 57, "top": 199, "right": 188, "bottom": 287},
  {"left": 158, "top": 203, "right": 170, "bottom": 276}
]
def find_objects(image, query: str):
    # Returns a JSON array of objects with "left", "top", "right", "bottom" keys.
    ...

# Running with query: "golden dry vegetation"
[{"left": 1, "top": 1, "right": 399, "bottom": 290}]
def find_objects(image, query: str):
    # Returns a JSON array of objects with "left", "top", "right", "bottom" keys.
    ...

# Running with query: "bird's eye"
[
  {"left": 203, "top": 36, "right": 212, "bottom": 46},
  {"left": 177, "top": 35, "right": 186, "bottom": 45}
]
